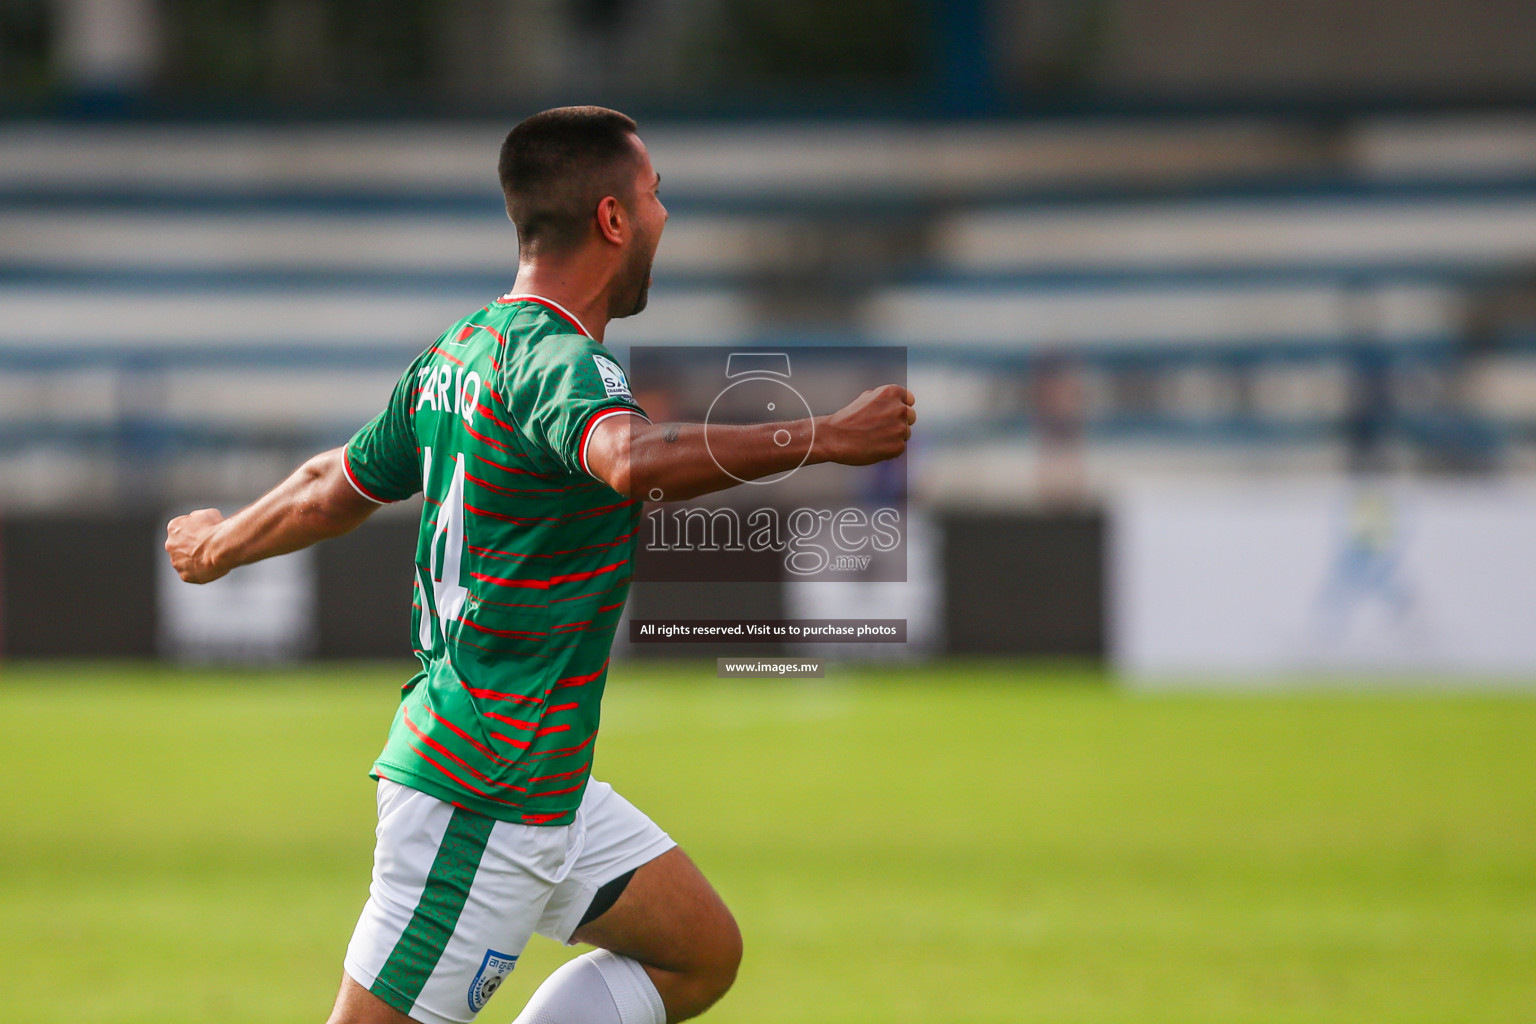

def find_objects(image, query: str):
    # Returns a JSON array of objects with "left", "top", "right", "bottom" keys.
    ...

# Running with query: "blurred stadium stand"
[{"left": 7, "top": 115, "right": 1536, "bottom": 511}]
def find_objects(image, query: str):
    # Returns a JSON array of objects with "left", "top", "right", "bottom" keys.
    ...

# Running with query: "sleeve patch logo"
[
  {"left": 592, "top": 353, "right": 633, "bottom": 400},
  {"left": 468, "top": 948, "right": 519, "bottom": 1013}
]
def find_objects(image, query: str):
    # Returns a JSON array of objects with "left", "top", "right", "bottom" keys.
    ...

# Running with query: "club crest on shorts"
[{"left": 468, "top": 948, "right": 519, "bottom": 1013}]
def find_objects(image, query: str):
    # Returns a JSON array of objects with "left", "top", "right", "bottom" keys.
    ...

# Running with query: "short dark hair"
[{"left": 498, "top": 106, "right": 641, "bottom": 256}]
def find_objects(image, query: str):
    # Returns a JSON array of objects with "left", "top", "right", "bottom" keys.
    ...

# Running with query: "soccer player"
[{"left": 164, "top": 106, "right": 915, "bottom": 1024}]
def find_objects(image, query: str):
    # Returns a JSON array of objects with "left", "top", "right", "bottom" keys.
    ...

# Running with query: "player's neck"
[{"left": 509, "top": 262, "right": 613, "bottom": 343}]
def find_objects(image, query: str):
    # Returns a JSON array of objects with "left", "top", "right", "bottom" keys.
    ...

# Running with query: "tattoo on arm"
[{"left": 663, "top": 425, "right": 679, "bottom": 443}]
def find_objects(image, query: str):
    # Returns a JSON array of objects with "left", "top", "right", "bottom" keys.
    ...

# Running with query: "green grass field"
[{"left": 1, "top": 660, "right": 1533, "bottom": 1024}]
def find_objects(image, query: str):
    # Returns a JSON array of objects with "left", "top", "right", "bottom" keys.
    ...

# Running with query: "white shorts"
[{"left": 343, "top": 777, "right": 675, "bottom": 1024}]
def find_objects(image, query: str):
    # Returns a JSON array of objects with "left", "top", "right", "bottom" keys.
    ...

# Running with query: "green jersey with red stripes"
[{"left": 343, "top": 293, "right": 647, "bottom": 826}]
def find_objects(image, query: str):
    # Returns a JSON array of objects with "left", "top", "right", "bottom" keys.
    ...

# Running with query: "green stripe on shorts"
[{"left": 370, "top": 806, "right": 496, "bottom": 1013}]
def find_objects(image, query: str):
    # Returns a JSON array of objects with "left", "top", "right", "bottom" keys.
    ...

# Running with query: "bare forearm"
[
  {"left": 215, "top": 459, "right": 367, "bottom": 565},
  {"left": 167, "top": 448, "right": 377, "bottom": 583},
  {"left": 624, "top": 419, "right": 822, "bottom": 501},
  {"left": 586, "top": 385, "right": 915, "bottom": 501}
]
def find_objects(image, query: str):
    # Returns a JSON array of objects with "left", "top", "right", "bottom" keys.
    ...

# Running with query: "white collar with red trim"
[{"left": 496, "top": 292, "right": 593, "bottom": 339}]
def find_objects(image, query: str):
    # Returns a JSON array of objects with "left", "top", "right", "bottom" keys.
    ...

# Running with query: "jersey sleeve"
[
  {"left": 512, "top": 335, "right": 649, "bottom": 477},
  {"left": 343, "top": 364, "right": 423, "bottom": 503}
]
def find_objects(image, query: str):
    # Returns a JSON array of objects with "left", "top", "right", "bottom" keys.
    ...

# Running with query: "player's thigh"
[
  {"left": 534, "top": 779, "right": 677, "bottom": 947},
  {"left": 327, "top": 973, "right": 417, "bottom": 1024},
  {"left": 571, "top": 846, "right": 741, "bottom": 976},
  {"left": 537, "top": 779, "right": 738, "bottom": 976}
]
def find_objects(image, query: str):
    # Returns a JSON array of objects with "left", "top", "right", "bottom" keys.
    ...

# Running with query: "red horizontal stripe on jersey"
[
  {"left": 564, "top": 498, "right": 638, "bottom": 519},
  {"left": 477, "top": 488, "right": 573, "bottom": 503},
  {"left": 551, "top": 587, "right": 611, "bottom": 605},
  {"left": 404, "top": 708, "right": 475, "bottom": 767},
  {"left": 428, "top": 346, "right": 466, "bottom": 367},
  {"left": 463, "top": 423, "right": 512, "bottom": 453},
  {"left": 550, "top": 559, "right": 629, "bottom": 585},
  {"left": 474, "top": 402, "right": 520, "bottom": 435},
  {"left": 468, "top": 544, "right": 533, "bottom": 561},
  {"left": 403, "top": 710, "right": 526, "bottom": 792},
  {"left": 550, "top": 528, "right": 640, "bottom": 555},
  {"left": 530, "top": 782, "right": 583, "bottom": 799},
  {"left": 474, "top": 595, "right": 553, "bottom": 612},
  {"left": 469, "top": 569, "right": 548, "bottom": 590},
  {"left": 521, "top": 812, "right": 566, "bottom": 824},
  {"left": 531, "top": 760, "right": 591, "bottom": 783},
  {"left": 535, "top": 724, "right": 571, "bottom": 738},
  {"left": 466, "top": 504, "right": 541, "bottom": 525},
  {"left": 452, "top": 634, "right": 550, "bottom": 659},
  {"left": 482, "top": 485, "right": 592, "bottom": 502},
  {"left": 407, "top": 745, "right": 526, "bottom": 808},
  {"left": 528, "top": 728, "right": 598, "bottom": 759},
  {"left": 483, "top": 710, "right": 538, "bottom": 731},
  {"left": 466, "top": 472, "right": 550, "bottom": 498},
  {"left": 553, "top": 620, "right": 595, "bottom": 632},
  {"left": 467, "top": 502, "right": 627, "bottom": 525},
  {"left": 476, "top": 549, "right": 620, "bottom": 574},
  {"left": 407, "top": 743, "right": 491, "bottom": 799},
  {"left": 555, "top": 661, "right": 608, "bottom": 688},
  {"left": 460, "top": 683, "right": 542, "bottom": 705},
  {"left": 489, "top": 731, "right": 532, "bottom": 750},
  {"left": 597, "top": 602, "right": 624, "bottom": 613},
  {"left": 472, "top": 455, "right": 540, "bottom": 478},
  {"left": 556, "top": 506, "right": 640, "bottom": 528},
  {"left": 461, "top": 617, "right": 547, "bottom": 639},
  {"left": 428, "top": 706, "right": 521, "bottom": 767}
]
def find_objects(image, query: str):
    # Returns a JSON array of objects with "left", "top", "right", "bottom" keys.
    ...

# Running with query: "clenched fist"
[
  {"left": 165, "top": 508, "right": 228, "bottom": 584},
  {"left": 815, "top": 384, "right": 916, "bottom": 466}
]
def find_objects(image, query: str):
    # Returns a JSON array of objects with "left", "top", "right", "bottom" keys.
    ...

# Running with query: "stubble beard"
[
  {"left": 626, "top": 263, "right": 651, "bottom": 317},
  {"left": 614, "top": 236, "right": 655, "bottom": 319}
]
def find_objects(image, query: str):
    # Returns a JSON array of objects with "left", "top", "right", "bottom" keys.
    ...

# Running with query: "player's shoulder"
[{"left": 499, "top": 315, "right": 602, "bottom": 371}]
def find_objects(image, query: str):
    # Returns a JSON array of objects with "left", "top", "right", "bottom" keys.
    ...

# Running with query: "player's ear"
[{"left": 596, "top": 194, "right": 625, "bottom": 246}]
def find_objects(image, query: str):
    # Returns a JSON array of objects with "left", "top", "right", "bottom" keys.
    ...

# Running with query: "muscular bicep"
[
  {"left": 584, "top": 416, "right": 771, "bottom": 502},
  {"left": 583, "top": 411, "right": 650, "bottom": 496},
  {"left": 180, "top": 447, "right": 383, "bottom": 582}
]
